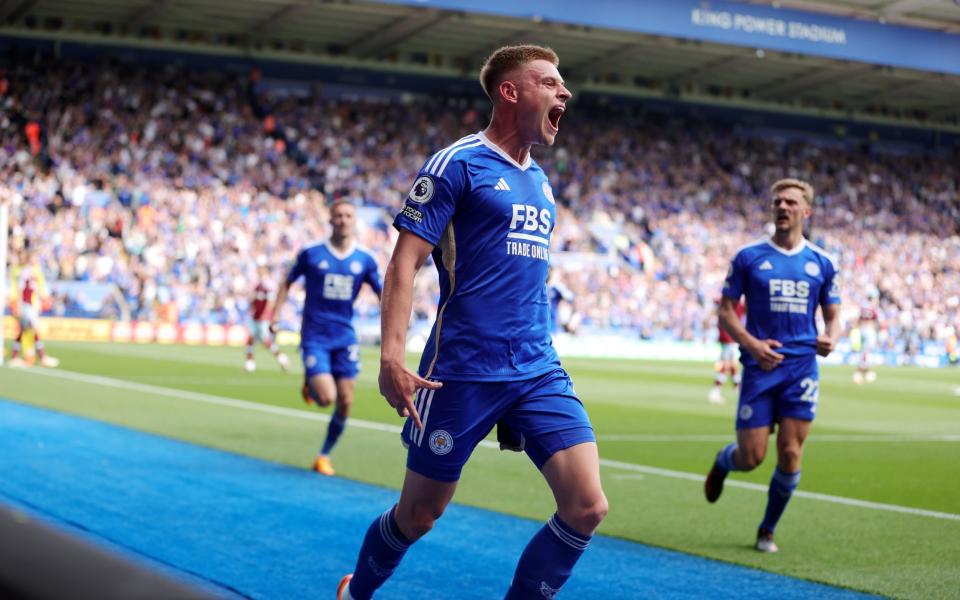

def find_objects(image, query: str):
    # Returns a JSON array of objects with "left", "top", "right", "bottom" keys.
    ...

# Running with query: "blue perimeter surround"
[
  {"left": 0, "top": 398, "right": 876, "bottom": 599},
  {"left": 379, "top": 0, "right": 960, "bottom": 76}
]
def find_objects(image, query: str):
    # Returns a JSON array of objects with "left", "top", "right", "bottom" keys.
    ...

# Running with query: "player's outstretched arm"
[
  {"left": 719, "top": 296, "right": 783, "bottom": 370},
  {"left": 817, "top": 303, "right": 842, "bottom": 357},
  {"left": 379, "top": 231, "right": 443, "bottom": 429}
]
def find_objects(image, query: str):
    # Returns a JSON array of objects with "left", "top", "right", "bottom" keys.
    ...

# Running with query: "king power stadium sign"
[
  {"left": 380, "top": 0, "right": 960, "bottom": 76},
  {"left": 691, "top": 7, "right": 846, "bottom": 45}
]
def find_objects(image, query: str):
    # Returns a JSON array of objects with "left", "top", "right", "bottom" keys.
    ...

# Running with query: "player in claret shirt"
[
  {"left": 852, "top": 294, "right": 879, "bottom": 384},
  {"left": 243, "top": 267, "right": 288, "bottom": 373},
  {"left": 709, "top": 298, "right": 746, "bottom": 405},
  {"left": 8, "top": 251, "right": 58, "bottom": 368},
  {"left": 271, "top": 200, "right": 382, "bottom": 476},
  {"left": 704, "top": 178, "right": 842, "bottom": 553},
  {"left": 337, "top": 45, "right": 607, "bottom": 600}
]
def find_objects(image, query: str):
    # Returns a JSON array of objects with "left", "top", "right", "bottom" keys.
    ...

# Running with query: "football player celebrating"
[
  {"left": 271, "top": 200, "right": 382, "bottom": 476},
  {"left": 704, "top": 179, "right": 841, "bottom": 553}
]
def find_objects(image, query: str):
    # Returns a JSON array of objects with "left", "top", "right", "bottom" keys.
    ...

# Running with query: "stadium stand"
[{"left": 2, "top": 54, "right": 957, "bottom": 362}]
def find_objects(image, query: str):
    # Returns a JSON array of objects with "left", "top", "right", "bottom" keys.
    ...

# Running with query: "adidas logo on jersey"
[
  {"left": 759, "top": 260, "right": 773, "bottom": 271},
  {"left": 494, "top": 177, "right": 511, "bottom": 191}
]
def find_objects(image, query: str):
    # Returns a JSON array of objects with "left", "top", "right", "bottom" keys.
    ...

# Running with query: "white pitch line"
[
  {"left": 601, "top": 434, "right": 960, "bottom": 443},
  {"left": 8, "top": 367, "right": 493, "bottom": 445},
  {"left": 597, "top": 458, "right": 960, "bottom": 521},
  {"left": 10, "top": 368, "right": 960, "bottom": 522}
]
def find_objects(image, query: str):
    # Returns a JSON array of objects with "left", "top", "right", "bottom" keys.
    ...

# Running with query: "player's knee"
[
  {"left": 778, "top": 445, "right": 803, "bottom": 470},
  {"left": 561, "top": 494, "right": 608, "bottom": 535},
  {"left": 314, "top": 388, "right": 336, "bottom": 406},
  {"left": 398, "top": 502, "right": 446, "bottom": 541},
  {"left": 738, "top": 447, "right": 765, "bottom": 471},
  {"left": 583, "top": 495, "right": 610, "bottom": 531}
]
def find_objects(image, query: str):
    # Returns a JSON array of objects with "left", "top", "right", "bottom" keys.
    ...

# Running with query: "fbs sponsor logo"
[
  {"left": 401, "top": 204, "right": 423, "bottom": 223},
  {"left": 509, "top": 204, "right": 551, "bottom": 235},
  {"left": 769, "top": 279, "right": 810, "bottom": 298}
]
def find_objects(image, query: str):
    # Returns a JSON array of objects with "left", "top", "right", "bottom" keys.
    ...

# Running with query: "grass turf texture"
[{"left": 2, "top": 341, "right": 958, "bottom": 599}]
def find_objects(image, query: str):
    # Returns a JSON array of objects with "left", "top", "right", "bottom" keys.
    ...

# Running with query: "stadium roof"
[
  {"left": 5, "top": 0, "right": 960, "bottom": 128},
  {"left": 761, "top": 0, "right": 960, "bottom": 33}
]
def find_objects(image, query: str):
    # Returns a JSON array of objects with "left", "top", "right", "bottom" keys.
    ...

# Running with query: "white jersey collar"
[
  {"left": 476, "top": 131, "right": 532, "bottom": 171},
  {"left": 325, "top": 240, "right": 356, "bottom": 261},
  {"left": 765, "top": 237, "right": 807, "bottom": 256}
]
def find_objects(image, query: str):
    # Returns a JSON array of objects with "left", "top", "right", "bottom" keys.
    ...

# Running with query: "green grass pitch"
[{"left": 2, "top": 341, "right": 958, "bottom": 599}]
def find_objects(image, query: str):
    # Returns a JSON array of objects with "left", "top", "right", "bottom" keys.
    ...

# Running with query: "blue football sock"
[
  {"left": 504, "top": 513, "right": 591, "bottom": 600},
  {"left": 348, "top": 505, "right": 412, "bottom": 600},
  {"left": 715, "top": 442, "right": 740, "bottom": 472},
  {"left": 321, "top": 414, "right": 347, "bottom": 455},
  {"left": 760, "top": 467, "right": 801, "bottom": 533}
]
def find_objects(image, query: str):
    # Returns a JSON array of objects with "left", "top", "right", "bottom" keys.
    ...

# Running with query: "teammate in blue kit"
[
  {"left": 704, "top": 178, "right": 842, "bottom": 553},
  {"left": 337, "top": 45, "right": 608, "bottom": 600},
  {"left": 270, "top": 200, "right": 382, "bottom": 476}
]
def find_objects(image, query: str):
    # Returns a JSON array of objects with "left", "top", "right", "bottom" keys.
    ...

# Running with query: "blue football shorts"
[
  {"left": 400, "top": 368, "right": 596, "bottom": 482},
  {"left": 301, "top": 343, "right": 360, "bottom": 380},
  {"left": 736, "top": 354, "right": 820, "bottom": 429}
]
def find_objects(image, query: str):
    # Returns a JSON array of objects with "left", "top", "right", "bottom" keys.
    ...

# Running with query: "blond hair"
[
  {"left": 770, "top": 178, "right": 815, "bottom": 205},
  {"left": 329, "top": 198, "right": 355, "bottom": 211},
  {"left": 479, "top": 45, "right": 559, "bottom": 100}
]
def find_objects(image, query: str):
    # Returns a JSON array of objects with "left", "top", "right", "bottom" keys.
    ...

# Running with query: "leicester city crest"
[
  {"left": 429, "top": 430, "right": 454, "bottom": 455},
  {"left": 409, "top": 175, "right": 435, "bottom": 204},
  {"left": 350, "top": 260, "right": 363, "bottom": 275},
  {"left": 804, "top": 261, "right": 821, "bottom": 277},
  {"left": 542, "top": 181, "right": 556, "bottom": 205}
]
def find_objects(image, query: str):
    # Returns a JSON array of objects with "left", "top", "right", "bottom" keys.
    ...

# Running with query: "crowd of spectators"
[{"left": 3, "top": 57, "right": 958, "bottom": 357}]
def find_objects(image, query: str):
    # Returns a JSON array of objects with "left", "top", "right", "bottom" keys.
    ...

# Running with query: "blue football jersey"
[
  {"left": 394, "top": 131, "right": 561, "bottom": 381},
  {"left": 287, "top": 242, "right": 382, "bottom": 348},
  {"left": 722, "top": 238, "right": 840, "bottom": 366}
]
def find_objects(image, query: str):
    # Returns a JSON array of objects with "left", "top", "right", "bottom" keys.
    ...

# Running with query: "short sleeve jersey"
[
  {"left": 394, "top": 132, "right": 561, "bottom": 381},
  {"left": 722, "top": 238, "right": 840, "bottom": 366},
  {"left": 286, "top": 242, "right": 382, "bottom": 348}
]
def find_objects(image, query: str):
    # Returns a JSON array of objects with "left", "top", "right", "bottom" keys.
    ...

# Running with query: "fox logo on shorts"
[
  {"left": 540, "top": 581, "right": 560, "bottom": 599},
  {"left": 429, "top": 430, "right": 454, "bottom": 455}
]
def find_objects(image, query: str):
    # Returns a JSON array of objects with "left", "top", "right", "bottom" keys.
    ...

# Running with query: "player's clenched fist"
[{"left": 815, "top": 334, "right": 835, "bottom": 357}]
